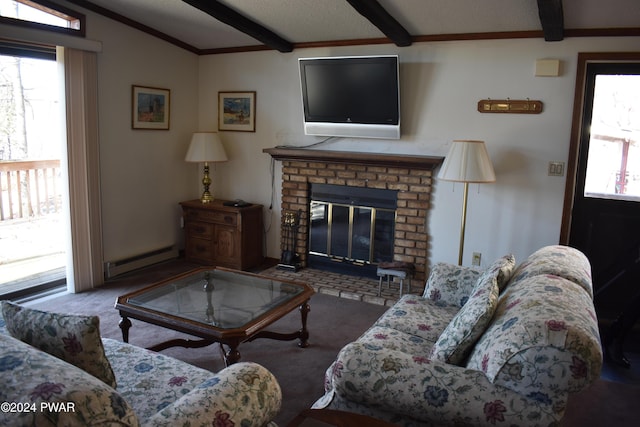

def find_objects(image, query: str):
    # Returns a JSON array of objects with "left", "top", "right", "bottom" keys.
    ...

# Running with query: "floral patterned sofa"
[
  {"left": 0, "top": 301, "right": 281, "bottom": 427},
  {"left": 313, "top": 245, "right": 603, "bottom": 426}
]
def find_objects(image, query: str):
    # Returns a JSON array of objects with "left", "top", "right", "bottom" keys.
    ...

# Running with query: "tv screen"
[{"left": 299, "top": 55, "right": 400, "bottom": 139}]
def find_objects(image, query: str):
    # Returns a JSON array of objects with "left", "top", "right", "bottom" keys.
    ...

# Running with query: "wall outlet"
[{"left": 472, "top": 252, "right": 482, "bottom": 266}]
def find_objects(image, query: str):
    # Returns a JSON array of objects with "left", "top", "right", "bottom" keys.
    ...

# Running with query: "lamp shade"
[
  {"left": 185, "top": 132, "right": 228, "bottom": 163},
  {"left": 438, "top": 140, "right": 496, "bottom": 183}
]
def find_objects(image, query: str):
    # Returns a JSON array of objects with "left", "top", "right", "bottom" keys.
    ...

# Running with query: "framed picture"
[
  {"left": 218, "top": 91, "right": 256, "bottom": 132},
  {"left": 132, "top": 85, "right": 170, "bottom": 130}
]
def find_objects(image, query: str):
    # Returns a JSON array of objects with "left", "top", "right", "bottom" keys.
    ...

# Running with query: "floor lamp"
[{"left": 438, "top": 140, "right": 496, "bottom": 265}]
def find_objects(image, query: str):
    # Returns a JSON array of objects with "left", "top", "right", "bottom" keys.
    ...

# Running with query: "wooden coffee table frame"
[{"left": 115, "top": 267, "right": 314, "bottom": 366}]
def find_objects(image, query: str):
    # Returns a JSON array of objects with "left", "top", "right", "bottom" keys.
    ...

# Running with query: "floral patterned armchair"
[
  {"left": 0, "top": 303, "right": 281, "bottom": 427},
  {"left": 313, "top": 245, "right": 602, "bottom": 426}
]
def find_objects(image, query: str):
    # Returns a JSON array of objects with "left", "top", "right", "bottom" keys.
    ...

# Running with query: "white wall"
[
  {"left": 199, "top": 37, "right": 640, "bottom": 268},
  {"left": 78, "top": 5, "right": 200, "bottom": 263}
]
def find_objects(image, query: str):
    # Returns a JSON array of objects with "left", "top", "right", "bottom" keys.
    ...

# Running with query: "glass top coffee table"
[{"left": 115, "top": 267, "right": 314, "bottom": 365}]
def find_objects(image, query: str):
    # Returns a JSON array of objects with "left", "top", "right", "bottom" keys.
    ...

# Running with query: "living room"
[
  {"left": 61, "top": 4, "right": 640, "bottom": 286},
  {"left": 1, "top": 0, "right": 640, "bottom": 425},
  {"left": 1, "top": 1, "right": 636, "bottom": 289}
]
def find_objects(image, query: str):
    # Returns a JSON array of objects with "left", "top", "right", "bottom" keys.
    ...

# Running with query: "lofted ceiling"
[{"left": 65, "top": 0, "right": 640, "bottom": 54}]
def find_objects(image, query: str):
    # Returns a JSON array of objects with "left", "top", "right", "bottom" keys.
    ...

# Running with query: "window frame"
[{"left": 0, "top": 0, "right": 85, "bottom": 38}]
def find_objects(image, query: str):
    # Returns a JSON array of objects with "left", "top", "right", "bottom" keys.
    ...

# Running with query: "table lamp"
[
  {"left": 438, "top": 140, "right": 496, "bottom": 265},
  {"left": 185, "top": 132, "right": 228, "bottom": 203}
]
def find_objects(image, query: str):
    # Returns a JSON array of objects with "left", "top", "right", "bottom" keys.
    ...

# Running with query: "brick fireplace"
[{"left": 264, "top": 148, "right": 443, "bottom": 281}]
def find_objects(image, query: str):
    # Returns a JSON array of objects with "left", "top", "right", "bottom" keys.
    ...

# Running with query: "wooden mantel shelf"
[{"left": 263, "top": 147, "right": 443, "bottom": 170}]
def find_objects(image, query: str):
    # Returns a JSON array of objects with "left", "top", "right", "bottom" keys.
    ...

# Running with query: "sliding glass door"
[{"left": 0, "top": 52, "right": 68, "bottom": 298}]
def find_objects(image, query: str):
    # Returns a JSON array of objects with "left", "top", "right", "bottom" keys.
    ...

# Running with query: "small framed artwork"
[
  {"left": 218, "top": 91, "right": 256, "bottom": 132},
  {"left": 132, "top": 85, "right": 170, "bottom": 130}
]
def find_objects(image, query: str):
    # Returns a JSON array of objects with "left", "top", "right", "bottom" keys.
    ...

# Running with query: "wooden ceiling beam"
[
  {"left": 537, "top": 0, "right": 564, "bottom": 41},
  {"left": 182, "top": 0, "right": 293, "bottom": 52},
  {"left": 345, "top": 0, "right": 412, "bottom": 47}
]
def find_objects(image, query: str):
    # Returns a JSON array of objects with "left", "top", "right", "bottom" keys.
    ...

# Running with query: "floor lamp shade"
[
  {"left": 185, "top": 132, "right": 228, "bottom": 203},
  {"left": 438, "top": 140, "right": 496, "bottom": 265},
  {"left": 438, "top": 140, "right": 496, "bottom": 183}
]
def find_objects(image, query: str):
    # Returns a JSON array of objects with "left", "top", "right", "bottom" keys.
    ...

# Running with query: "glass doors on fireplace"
[{"left": 308, "top": 183, "right": 398, "bottom": 277}]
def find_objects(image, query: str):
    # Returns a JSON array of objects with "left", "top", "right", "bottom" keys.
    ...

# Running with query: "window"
[
  {"left": 0, "top": 0, "right": 84, "bottom": 36},
  {"left": 584, "top": 71, "right": 640, "bottom": 201}
]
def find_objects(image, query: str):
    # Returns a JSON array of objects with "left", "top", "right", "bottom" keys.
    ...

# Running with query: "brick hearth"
[
  {"left": 265, "top": 148, "right": 443, "bottom": 281},
  {"left": 261, "top": 264, "right": 424, "bottom": 306}
]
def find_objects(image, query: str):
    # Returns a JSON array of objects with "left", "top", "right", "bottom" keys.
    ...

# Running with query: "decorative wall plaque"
[{"left": 478, "top": 99, "right": 543, "bottom": 114}]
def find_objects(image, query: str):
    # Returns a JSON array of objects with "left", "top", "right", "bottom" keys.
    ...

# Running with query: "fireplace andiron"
[{"left": 278, "top": 210, "right": 302, "bottom": 271}]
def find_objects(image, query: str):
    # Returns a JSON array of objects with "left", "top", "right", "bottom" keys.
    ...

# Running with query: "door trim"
[{"left": 560, "top": 52, "right": 640, "bottom": 244}]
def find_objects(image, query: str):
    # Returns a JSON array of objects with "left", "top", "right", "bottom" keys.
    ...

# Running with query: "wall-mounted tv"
[{"left": 299, "top": 55, "right": 400, "bottom": 139}]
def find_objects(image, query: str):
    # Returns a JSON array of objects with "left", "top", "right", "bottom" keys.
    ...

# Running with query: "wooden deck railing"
[{"left": 0, "top": 160, "right": 62, "bottom": 221}]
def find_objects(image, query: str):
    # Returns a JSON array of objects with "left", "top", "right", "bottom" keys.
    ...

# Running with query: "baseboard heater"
[{"left": 104, "top": 246, "right": 178, "bottom": 279}]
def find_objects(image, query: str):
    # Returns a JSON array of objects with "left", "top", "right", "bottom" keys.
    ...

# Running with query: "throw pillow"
[
  {"left": 488, "top": 254, "right": 517, "bottom": 291},
  {"left": 429, "top": 268, "right": 500, "bottom": 364},
  {"left": 0, "top": 301, "right": 117, "bottom": 388},
  {"left": 423, "top": 263, "right": 482, "bottom": 307}
]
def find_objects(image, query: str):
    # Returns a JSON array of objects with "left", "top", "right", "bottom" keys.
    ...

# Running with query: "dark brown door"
[{"left": 565, "top": 59, "right": 640, "bottom": 319}]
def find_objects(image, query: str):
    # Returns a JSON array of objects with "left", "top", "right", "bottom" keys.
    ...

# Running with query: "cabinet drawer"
[
  {"left": 185, "top": 238, "right": 214, "bottom": 262},
  {"left": 186, "top": 209, "right": 237, "bottom": 226},
  {"left": 186, "top": 222, "right": 213, "bottom": 239}
]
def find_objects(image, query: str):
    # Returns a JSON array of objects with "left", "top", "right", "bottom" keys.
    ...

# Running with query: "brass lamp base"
[
  {"left": 200, "top": 163, "right": 214, "bottom": 203},
  {"left": 200, "top": 191, "right": 213, "bottom": 204}
]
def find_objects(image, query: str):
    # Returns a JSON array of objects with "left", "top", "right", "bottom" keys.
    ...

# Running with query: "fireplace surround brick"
[{"left": 266, "top": 148, "right": 443, "bottom": 281}]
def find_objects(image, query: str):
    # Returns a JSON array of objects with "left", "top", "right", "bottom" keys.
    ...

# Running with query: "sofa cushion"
[
  {"left": 423, "top": 263, "right": 482, "bottom": 307},
  {"left": 429, "top": 266, "right": 500, "bottom": 364},
  {"left": 358, "top": 325, "right": 435, "bottom": 356},
  {"left": 1, "top": 301, "right": 116, "bottom": 388},
  {"left": 0, "top": 333, "right": 139, "bottom": 427},
  {"left": 374, "top": 294, "right": 459, "bottom": 342}
]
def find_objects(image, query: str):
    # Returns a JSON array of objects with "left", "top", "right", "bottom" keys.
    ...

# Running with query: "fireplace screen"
[{"left": 309, "top": 184, "right": 397, "bottom": 270}]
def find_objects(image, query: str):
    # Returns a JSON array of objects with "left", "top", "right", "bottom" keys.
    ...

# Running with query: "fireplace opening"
[{"left": 308, "top": 183, "right": 397, "bottom": 278}]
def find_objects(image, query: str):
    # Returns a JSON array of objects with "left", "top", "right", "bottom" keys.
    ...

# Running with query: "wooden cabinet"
[{"left": 180, "top": 199, "right": 263, "bottom": 270}]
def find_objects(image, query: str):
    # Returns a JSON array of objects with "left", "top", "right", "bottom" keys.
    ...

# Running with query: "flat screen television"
[{"left": 299, "top": 55, "right": 400, "bottom": 139}]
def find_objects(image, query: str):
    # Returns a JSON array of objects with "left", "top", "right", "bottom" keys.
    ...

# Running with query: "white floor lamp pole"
[{"left": 438, "top": 140, "right": 496, "bottom": 265}]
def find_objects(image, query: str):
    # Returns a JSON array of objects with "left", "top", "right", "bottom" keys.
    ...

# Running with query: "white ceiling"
[{"left": 72, "top": 0, "right": 640, "bottom": 52}]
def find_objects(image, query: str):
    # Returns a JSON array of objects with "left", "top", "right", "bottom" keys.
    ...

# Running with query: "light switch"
[{"left": 548, "top": 161, "right": 565, "bottom": 176}]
